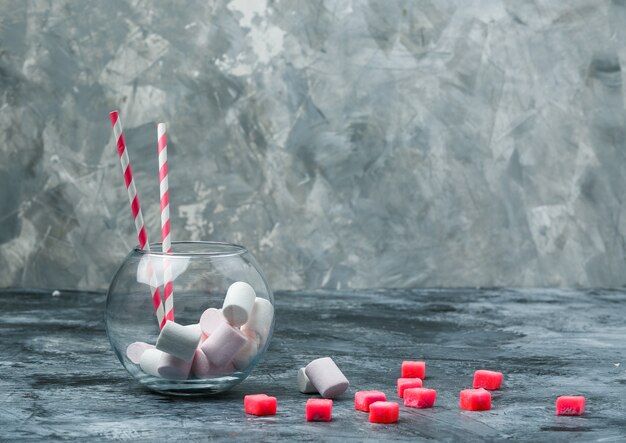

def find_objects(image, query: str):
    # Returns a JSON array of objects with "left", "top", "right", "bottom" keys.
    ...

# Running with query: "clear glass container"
[{"left": 105, "top": 241, "right": 274, "bottom": 395}]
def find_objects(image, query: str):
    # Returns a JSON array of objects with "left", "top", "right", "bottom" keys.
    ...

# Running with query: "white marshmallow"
[
  {"left": 156, "top": 322, "right": 202, "bottom": 362},
  {"left": 126, "top": 342, "right": 155, "bottom": 364},
  {"left": 200, "top": 322, "right": 247, "bottom": 367},
  {"left": 222, "top": 281, "right": 256, "bottom": 327},
  {"left": 297, "top": 367, "right": 318, "bottom": 394},
  {"left": 139, "top": 348, "right": 164, "bottom": 377},
  {"left": 158, "top": 353, "right": 192, "bottom": 380},
  {"left": 199, "top": 308, "right": 227, "bottom": 336},
  {"left": 305, "top": 357, "right": 349, "bottom": 398},
  {"left": 241, "top": 297, "right": 274, "bottom": 346}
]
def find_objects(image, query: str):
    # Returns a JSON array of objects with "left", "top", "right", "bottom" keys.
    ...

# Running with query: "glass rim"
[{"left": 133, "top": 241, "right": 248, "bottom": 257}]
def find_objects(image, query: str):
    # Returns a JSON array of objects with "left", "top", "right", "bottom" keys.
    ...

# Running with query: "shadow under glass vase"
[{"left": 105, "top": 241, "right": 274, "bottom": 395}]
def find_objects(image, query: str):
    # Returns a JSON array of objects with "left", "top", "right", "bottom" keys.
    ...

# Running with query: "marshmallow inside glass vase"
[{"left": 105, "top": 241, "right": 274, "bottom": 396}]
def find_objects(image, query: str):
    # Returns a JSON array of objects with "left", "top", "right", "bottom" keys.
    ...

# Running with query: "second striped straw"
[{"left": 158, "top": 123, "right": 175, "bottom": 323}]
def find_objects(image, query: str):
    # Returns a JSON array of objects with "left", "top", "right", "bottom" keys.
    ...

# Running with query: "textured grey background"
[{"left": 1, "top": 0, "right": 626, "bottom": 290}]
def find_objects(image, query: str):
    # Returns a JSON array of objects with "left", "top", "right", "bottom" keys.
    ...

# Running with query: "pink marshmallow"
[
  {"left": 191, "top": 348, "right": 211, "bottom": 378},
  {"left": 191, "top": 348, "right": 235, "bottom": 378},
  {"left": 200, "top": 322, "right": 248, "bottom": 367},
  {"left": 199, "top": 308, "right": 227, "bottom": 336},
  {"left": 209, "top": 361, "right": 235, "bottom": 376},
  {"left": 126, "top": 342, "right": 155, "bottom": 364},
  {"left": 232, "top": 334, "right": 259, "bottom": 370}
]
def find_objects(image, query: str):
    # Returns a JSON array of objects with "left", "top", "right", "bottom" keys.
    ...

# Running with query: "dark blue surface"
[{"left": 1, "top": 288, "right": 625, "bottom": 441}]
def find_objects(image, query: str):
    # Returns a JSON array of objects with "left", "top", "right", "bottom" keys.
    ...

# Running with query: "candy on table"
[
  {"left": 297, "top": 368, "right": 318, "bottom": 394},
  {"left": 305, "top": 399, "right": 333, "bottom": 422},
  {"left": 244, "top": 394, "right": 277, "bottom": 416},
  {"left": 459, "top": 388, "right": 492, "bottom": 411},
  {"left": 222, "top": 281, "right": 256, "bottom": 327},
  {"left": 155, "top": 321, "right": 202, "bottom": 362},
  {"left": 354, "top": 391, "right": 387, "bottom": 412},
  {"left": 473, "top": 370, "right": 503, "bottom": 390},
  {"left": 200, "top": 321, "right": 248, "bottom": 367},
  {"left": 126, "top": 342, "right": 154, "bottom": 364},
  {"left": 403, "top": 388, "right": 437, "bottom": 409},
  {"left": 305, "top": 357, "right": 350, "bottom": 399},
  {"left": 368, "top": 401, "right": 399, "bottom": 424},
  {"left": 199, "top": 308, "right": 226, "bottom": 336},
  {"left": 556, "top": 396, "right": 585, "bottom": 416},
  {"left": 241, "top": 297, "right": 274, "bottom": 346},
  {"left": 397, "top": 377, "right": 423, "bottom": 398},
  {"left": 401, "top": 361, "right": 426, "bottom": 379}
]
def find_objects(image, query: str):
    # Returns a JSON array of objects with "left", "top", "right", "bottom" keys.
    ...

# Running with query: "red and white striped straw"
[
  {"left": 157, "top": 123, "right": 175, "bottom": 323},
  {"left": 109, "top": 111, "right": 166, "bottom": 329}
]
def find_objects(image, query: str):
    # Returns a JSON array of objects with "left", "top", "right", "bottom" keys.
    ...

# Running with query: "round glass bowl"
[{"left": 105, "top": 241, "right": 274, "bottom": 395}]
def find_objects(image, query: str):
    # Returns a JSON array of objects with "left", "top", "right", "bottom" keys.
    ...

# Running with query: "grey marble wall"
[{"left": 1, "top": 0, "right": 626, "bottom": 290}]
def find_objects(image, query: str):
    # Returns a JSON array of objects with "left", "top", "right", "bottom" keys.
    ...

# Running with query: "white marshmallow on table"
[
  {"left": 305, "top": 357, "right": 349, "bottom": 399},
  {"left": 232, "top": 332, "right": 259, "bottom": 370},
  {"left": 297, "top": 367, "right": 318, "bottom": 394},
  {"left": 139, "top": 348, "right": 192, "bottom": 380},
  {"left": 241, "top": 297, "right": 274, "bottom": 346},
  {"left": 199, "top": 308, "right": 227, "bottom": 336},
  {"left": 155, "top": 322, "right": 202, "bottom": 362},
  {"left": 200, "top": 321, "right": 247, "bottom": 367},
  {"left": 222, "top": 281, "right": 256, "bottom": 327},
  {"left": 126, "top": 342, "right": 155, "bottom": 364}
]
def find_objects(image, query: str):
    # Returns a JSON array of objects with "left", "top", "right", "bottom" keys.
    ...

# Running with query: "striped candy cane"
[
  {"left": 110, "top": 111, "right": 166, "bottom": 329},
  {"left": 157, "top": 123, "right": 175, "bottom": 323}
]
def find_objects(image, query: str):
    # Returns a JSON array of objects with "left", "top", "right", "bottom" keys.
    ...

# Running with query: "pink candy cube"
[
  {"left": 244, "top": 394, "right": 277, "bottom": 416},
  {"left": 403, "top": 388, "right": 437, "bottom": 409},
  {"left": 460, "top": 388, "right": 491, "bottom": 411},
  {"left": 354, "top": 391, "right": 387, "bottom": 412},
  {"left": 473, "top": 370, "right": 503, "bottom": 390},
  {"left": 397, "top": 378, "right": 423, "bottom": 398},
  {"left": 306, "top": 399, "right": 332, "bottom": 422},
  {"left": 401, "top": 361, "right": 426, "bottom": 379},
  {"left": 556, "top": 396, "right": 585, "bottom": 416},
  {"left": 369, "top": 401, "right": 399, "bottom": 424}
]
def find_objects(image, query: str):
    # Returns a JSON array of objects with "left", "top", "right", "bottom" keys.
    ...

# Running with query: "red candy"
[
  {"left": 403, "top": 388, "right": 437, "bottom": 409},
  {"left": 473, "top": 370, "right": 503, "bottom": 390},
  {"left": 369, "top": 401, "right": 399, "bottom": 424},
  {"left": 244, "top": 394, "right": 277, "bottom": 416},
  {"left": 401, "top": 361, "right": 426, "bottom": 379},
  {"left": 556, "top": 396, "right": 585, "bottom": 416},
  {"left": 397, "top": 378, "right": 423, "bottom": 398},
  {"left": 354, "top": 390, "right": 387, "bottom": 412},
  {"left": 459, "top": 388, "right": 491, "bottom": 411},
  {"left": 306, "top": 398, "right": 332, "bottom": 421}
]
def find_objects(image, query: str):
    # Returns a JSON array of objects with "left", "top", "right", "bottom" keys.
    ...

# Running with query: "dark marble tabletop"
[{"left": 1, "top": 288, "right": 625, "bottom": 441}]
